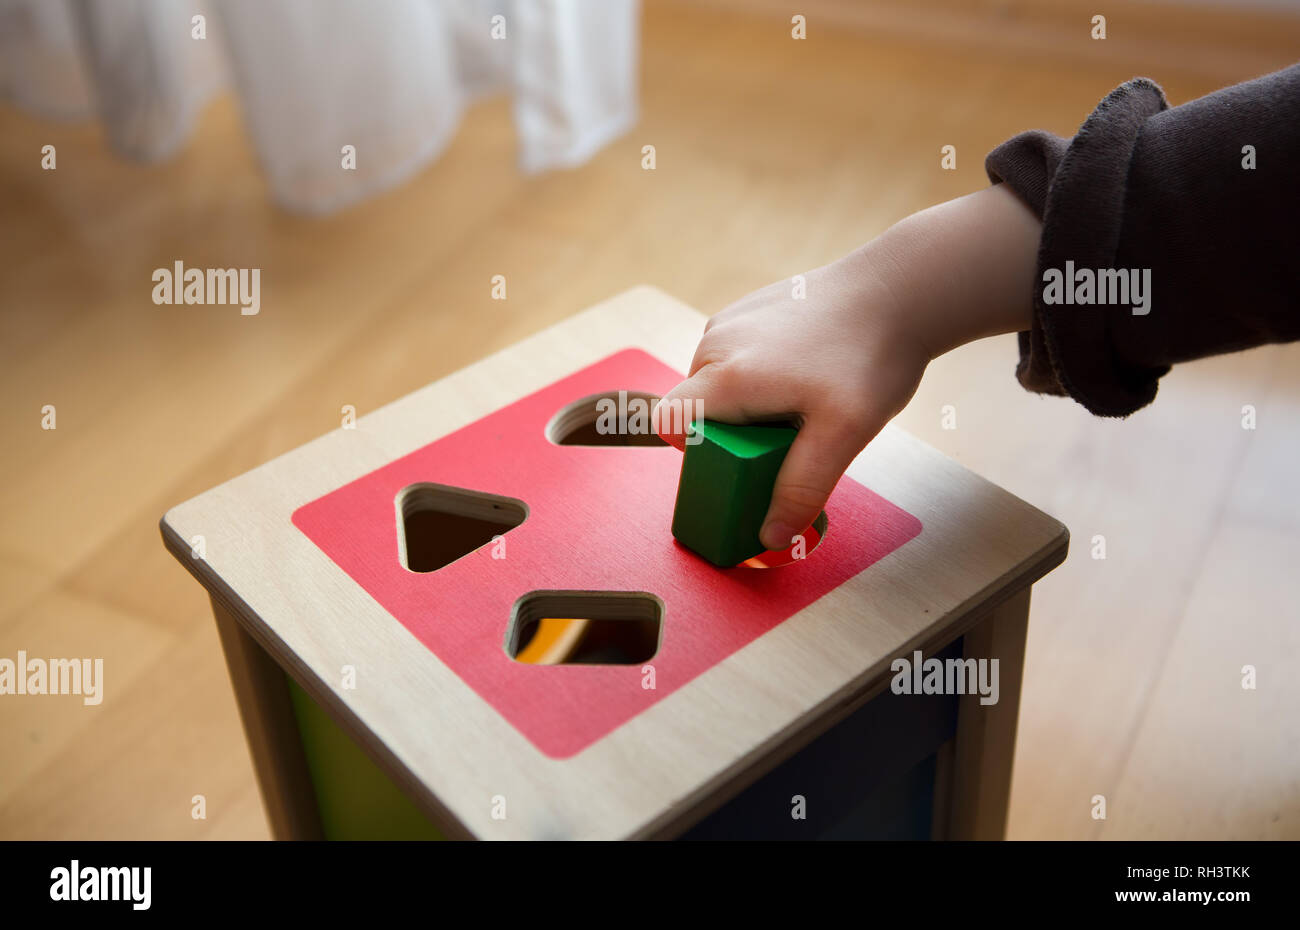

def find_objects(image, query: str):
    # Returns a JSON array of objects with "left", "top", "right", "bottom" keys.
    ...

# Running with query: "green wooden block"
[{"left": 671, "top": 419, "right": 798, "bottom": 567}]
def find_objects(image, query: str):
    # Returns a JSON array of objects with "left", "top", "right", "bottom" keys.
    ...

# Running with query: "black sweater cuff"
[{"left": 986, "top": 78, "right": 1169, "bottom": 417}]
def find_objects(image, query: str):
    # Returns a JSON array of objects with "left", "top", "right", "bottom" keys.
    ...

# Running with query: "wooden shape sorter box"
[{"left": 160, "top": 286, "right": 1069, "bottom": 841}]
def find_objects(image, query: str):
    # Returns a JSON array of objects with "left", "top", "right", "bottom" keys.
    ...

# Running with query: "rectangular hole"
[
  {"left": 397, "top": 483, "right": 527, "bottom": 573},
  {"left": 507, "top": 591, "right": 663, "bottom": 666}
]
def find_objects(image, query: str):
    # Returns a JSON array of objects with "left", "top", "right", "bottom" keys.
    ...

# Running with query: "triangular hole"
[{"left": 397, "top": 483, "right": 527, "bottom": 573}]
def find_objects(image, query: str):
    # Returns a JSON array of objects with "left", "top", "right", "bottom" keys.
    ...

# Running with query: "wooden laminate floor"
[{"left": 1, "top": 1, "right": 1295, "bottom": 839}]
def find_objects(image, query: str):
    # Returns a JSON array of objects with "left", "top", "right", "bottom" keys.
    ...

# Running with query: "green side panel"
[
  {"left": 671, "top": 420, "right": 797, "bottom": 566},
  {"left": 285, "top": 675, "right": 444, "bottom": 841}
]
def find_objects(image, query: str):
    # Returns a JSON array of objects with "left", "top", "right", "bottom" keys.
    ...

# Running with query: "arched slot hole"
[{"left": 545, "top": 391, "right": 668, "bottom": 446}]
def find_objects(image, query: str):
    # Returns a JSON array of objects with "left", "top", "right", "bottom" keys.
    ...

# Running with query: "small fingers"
[{"left": 759, "top": 417, "right": 871, "bottom": 550}]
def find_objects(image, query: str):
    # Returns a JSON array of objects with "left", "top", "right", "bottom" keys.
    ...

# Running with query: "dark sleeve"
[{"left": 984, "top": 64, "right": 1300, "bottom": 417}]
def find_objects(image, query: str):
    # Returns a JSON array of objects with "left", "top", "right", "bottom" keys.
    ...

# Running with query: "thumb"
[{"left": 759, "top": 418, "right": 867, "bottom": 551}]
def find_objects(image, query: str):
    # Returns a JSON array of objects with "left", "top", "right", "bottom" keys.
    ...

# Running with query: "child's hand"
[
  {"left": 655, "top": 184, "right": 1041, "bottom": 551},
  {"left": 654, "top": 252, "right": 928, "bottom": 551}
]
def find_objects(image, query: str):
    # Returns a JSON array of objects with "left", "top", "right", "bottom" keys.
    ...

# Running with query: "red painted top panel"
[{"left": 292, "top": 349, "right": 922, "bottom": 758}]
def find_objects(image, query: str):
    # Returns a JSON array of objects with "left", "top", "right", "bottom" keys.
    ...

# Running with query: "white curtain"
[{"left": 0, "top": 0, "right": 640, "bottom": 214}]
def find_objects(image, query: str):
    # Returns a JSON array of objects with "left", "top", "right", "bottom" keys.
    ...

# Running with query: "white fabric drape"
[{"left": 0, "top": 0, "right": 640, "bottom": 213}]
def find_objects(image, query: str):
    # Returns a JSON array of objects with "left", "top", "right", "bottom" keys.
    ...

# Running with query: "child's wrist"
[
  {"left": 864, "top": 187, "right": 1041, "bottom": 362},
  {"left": 845, "top": 220, "right": 954, "bottom": 365}
]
